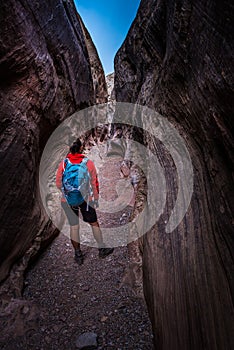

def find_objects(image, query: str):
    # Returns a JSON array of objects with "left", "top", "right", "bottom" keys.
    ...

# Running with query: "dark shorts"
[{"left": 61, "top": 201, "right": 97, "bottom": 226}]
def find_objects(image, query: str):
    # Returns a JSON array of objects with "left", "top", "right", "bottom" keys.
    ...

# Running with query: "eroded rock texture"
[
  {"left": 0, "top": 0, "right": 106, "bottom": 285},
  {"left": 106, "top": 72, "right": 116, "bottom": 102},
  {"left": 78, "top": 14, "right": 108, "bottom": 104},
  {"left": 115, "top": 0, "right": 234, "bottom": 349}
]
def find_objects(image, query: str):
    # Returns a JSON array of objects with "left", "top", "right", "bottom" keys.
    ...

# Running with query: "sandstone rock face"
[
  {"left": 115, "top": 0, "right": 234, "bottom": 349},
  {"left": 106, "top": 72, "right": 116, "bottom": 102},
  {"left": 0, "top": 0, "right": 106, "bottom": 284},
  {"left": 78, "top": 14, "right": 108, "bottom": 104}
]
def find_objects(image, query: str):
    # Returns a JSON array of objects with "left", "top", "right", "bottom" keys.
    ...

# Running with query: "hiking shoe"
[
  {"left": 98, "top": 247, "right": 114, "bottom": 259},
  {"left": 74, "top": 249, "right": 84, "bottom": 265}
]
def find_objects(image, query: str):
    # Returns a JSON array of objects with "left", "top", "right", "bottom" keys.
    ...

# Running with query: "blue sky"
[{"left": 74, "top": 0, "right": 141, "bottom": 75}]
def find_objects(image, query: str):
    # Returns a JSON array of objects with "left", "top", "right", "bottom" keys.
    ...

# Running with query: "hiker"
[{"left": 56, "top": 138, "right": 114, "bottom": 265}]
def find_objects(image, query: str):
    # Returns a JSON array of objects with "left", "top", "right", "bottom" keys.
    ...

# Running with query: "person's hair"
[{"left": 70, "top": 138, "right": 82, "bottom": 154}]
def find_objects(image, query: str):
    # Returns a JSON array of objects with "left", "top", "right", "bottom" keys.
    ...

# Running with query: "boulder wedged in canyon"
[
  {"left": 0, "top": 0, "right": 106, "bottom": 287},
  {"left": 114, "top": 0, "right": 234, "bottom": 349}
]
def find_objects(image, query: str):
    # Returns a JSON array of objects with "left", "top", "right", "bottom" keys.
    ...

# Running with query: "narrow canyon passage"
[
  {"left": 5, "top": 144, "right": 153, "bottom": 350},
  {"left": 0, "top": 1, "right": 233, "bottom": 349}
]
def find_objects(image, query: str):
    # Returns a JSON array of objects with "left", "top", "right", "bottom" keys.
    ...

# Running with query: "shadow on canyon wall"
[
  {"left": 114, "top": 0, "right": 234, "bottom": 349},
  {"left": 0, "top": 0, "right": 233, "bottom": 349}
]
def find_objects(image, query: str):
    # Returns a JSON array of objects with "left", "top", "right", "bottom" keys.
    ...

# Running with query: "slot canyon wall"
[
  {"left": 114, "top": 0, "right": 234, "bottom": 349},
  {"left": 0, "top": 0, "right": 107, "bottom": 288}
]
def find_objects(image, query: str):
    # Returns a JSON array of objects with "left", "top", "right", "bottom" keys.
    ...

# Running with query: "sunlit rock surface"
[
  {"left": 0, "top": 0, "right": 106, "bottom": 284},
  {"left": 78, "top": 14, "right": 108, "bottom": 105},
  {"left": 115, "top": 0, "right": 234, "bottom": 349},
  {"left": 106, "top": 72, "right": 116, "bottom": 102}
]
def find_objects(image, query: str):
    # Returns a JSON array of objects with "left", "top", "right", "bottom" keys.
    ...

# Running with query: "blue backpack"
[{"left": 62, "top": 157, "right": 91, "bottom": 206}]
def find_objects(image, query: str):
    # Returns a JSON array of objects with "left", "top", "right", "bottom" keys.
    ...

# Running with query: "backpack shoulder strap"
[
  {"left": 80, "top": 158, "right": 90, "bottom": 181},
  {"left": 63, "top": 157, "right": 70, "bottom": 168},
  {"left": 81, "top": 157, "right": 89, "bottom": 166},
  {"left": 63, "top": 158, "right": 67, "bottom": 171}
]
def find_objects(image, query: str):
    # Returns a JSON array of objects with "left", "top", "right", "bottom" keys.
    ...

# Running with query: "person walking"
[{"left": 56, "top": 138, "right": 114, "bottom": 265}]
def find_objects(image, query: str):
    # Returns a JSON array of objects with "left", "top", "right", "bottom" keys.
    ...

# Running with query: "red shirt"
[{"left": 56, "top": 153, "right": 99, "bottom": 202}]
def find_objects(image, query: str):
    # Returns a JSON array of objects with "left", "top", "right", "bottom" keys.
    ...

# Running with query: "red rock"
[
  {"left": 0, "top": 0, "right": 107, "bottom": 285},
  {"left": 114, "top": 0, "right": 234, "bottom": 348}
]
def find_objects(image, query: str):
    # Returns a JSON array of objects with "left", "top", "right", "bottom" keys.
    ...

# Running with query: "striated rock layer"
[
  {"left": 77, "top": 14, "right": 108, "bottom": 104},
  {"left": 0, "top": 0, "right": 107, "bottom": 285},
  {"left": 115, "top": 0, "right": 234, "bottom": 349}
]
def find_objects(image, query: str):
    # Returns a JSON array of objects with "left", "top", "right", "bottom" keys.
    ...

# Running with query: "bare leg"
[
  {"left": 70, "top": 224, "right": 84, "bottom": 265},
  {"left": 90, "top": 221, "right": 114, "bottom": 258},
  {"left": 90, "top": 221, "right": 104, "bottom": 248},
  {"left": 70, "top": 224, "right": 81, "bottom": 250}
]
